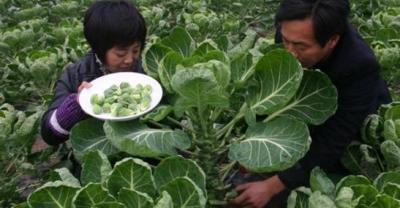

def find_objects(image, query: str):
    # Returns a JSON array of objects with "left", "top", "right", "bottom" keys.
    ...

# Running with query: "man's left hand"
[{"left": 231, "top": 175, "right": 286, "bottom": 208}]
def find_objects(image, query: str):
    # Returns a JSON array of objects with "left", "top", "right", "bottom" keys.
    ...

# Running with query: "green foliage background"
[{"left": 0, "top": 0, "right": 399, "bottom": 207}]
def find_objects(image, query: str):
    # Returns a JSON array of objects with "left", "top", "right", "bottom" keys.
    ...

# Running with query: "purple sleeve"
[{"left": 47, "top": 93, "right": 88, "bottom": 138}]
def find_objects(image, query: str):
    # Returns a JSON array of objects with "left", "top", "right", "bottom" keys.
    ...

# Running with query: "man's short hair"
[
  {"left": 275, "top": 0, "right": 350, "bottom": 47},
  {"left": 84, "top": 0, "right": 147, "bottom": 63}
]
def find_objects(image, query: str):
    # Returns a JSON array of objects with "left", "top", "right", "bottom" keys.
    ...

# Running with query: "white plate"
[{"left": 78, "top": 72, "right": 163, "bottom": 121}]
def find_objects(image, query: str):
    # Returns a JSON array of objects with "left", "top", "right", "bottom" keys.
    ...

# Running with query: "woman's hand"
[
  {"left": 231, "top": 175, "right": 286, "bottom": 208},
  {"left": 77, "top": 81, "right": 92, "bottom": 93}
]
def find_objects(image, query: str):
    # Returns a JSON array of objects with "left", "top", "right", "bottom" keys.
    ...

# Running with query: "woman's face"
[{"left": 105, "top": 42, "right": 141, "bottom": 72}]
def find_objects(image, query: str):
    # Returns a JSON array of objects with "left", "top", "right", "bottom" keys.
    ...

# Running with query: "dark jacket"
[
  {"left": 41, "top": 52, "right": 144, "bottom": 145},
  {"left": 276, "top": 24, "right": 391, "bottom": 189}
]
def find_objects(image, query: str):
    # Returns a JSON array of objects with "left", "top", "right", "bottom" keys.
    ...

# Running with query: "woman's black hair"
[
  {"left": 275, "top": 0, "right": 350, "bottom": 47},
  {"left": 83, "top": 0, "right": 147, "bottom": 63}
]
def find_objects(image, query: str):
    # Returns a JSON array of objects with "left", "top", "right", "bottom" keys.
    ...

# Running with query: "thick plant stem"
[
  {"left": 216, "top": 103, "right": 247, "bottom": 139},
  {"left": 193, "top": 135, "right": 226, "bottom": 207}
]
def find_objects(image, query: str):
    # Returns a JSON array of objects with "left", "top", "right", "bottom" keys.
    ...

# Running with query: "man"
[{"left": 232, "top": 0, "right": 391, "bottom": 207}]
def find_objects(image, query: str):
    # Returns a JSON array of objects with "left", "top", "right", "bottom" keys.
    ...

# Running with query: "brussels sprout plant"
[{"left": 29, "top": 27, "right": 338, "bottom": 207}]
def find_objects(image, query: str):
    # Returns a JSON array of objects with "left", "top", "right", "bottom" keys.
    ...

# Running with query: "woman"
[{"left": 41, "top": 0, "right": 147, "bottom": 145}]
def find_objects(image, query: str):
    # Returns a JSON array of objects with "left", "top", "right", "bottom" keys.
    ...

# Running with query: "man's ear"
[{"left": 326, "top": 35, "right": 340, "bottom": 50}]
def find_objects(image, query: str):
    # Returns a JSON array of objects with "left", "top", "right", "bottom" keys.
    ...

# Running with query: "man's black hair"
[
  {"left": 84, "top": 0, "right": 147, "bottom": 63},
  {"left": 275, "top": 0, "right": 350, "bottom": 47}
]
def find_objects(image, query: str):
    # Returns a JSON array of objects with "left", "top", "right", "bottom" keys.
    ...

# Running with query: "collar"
[{"left": 94, "top": 53, "right": 109, "bottom": 75}]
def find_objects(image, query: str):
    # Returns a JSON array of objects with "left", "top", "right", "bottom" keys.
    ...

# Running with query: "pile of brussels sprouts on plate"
[{"left": 90, "top": 82, "right": 152, "bottom": 117}]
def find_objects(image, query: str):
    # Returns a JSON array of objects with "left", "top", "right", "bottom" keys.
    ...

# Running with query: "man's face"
[{"left": 280, "top": 18, "right": 338, "bottom": 68}]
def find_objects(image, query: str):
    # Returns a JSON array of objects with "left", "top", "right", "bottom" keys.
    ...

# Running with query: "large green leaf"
[
  {"left": 361, "top": 114, "right": 382, "bottom": 147},
  {"left": 373, "top": 171, "right": 400, "bottom": 192},
  {"left": 190, "top": 60, "right": 231, "bottom": 88},
  {"left": 171, "top": 68, "right": 229, "bottom": 112},
  {"left": 215, "top": 35, "right": 231, "bottom": 52},
  {"left": 89, "top": 202, "right": 125, "bottom": 208},
  {"left": 73, "top": 183, "right": 119, "bottom": 208},
  {"left": 369, "top": 194, "right": 400, "bottom": 208},
  {"left": 287, "top": 187, "right": 312, "bottom": 208},
  {"left": 384, "top": 104, "right": 400, "bottom": 120},
  {"left": 350, "top": 184, "right": 379, "bottom": 206},
  {"left": 382, "top": 182, "right": 400, "bottom": 200},
  {"left": 160, "top": 177, "right": 206, "bottom": 208},
  {"left": 154, "top": 191, "right": 173, "bottom": 208},
  {"left": 80, "top": 150, "right": 112, "bottom": 186},
  {"left": 192, "top": 39, "right": 219, "bottom": 57},
  {"left": 380, "top": 140, "right": 400, "bottom": 170},
  {"left": 161, "top": 27, "right": 194, "bottom": 57},
  {"left": 308, "top": 191, "right": 336, "bottom": 208},
  {"left": 27, "top": 181, "right": 79, "bottom": 208},
  {"left": 379, "top": 102, "right": 400, "bottom": 118},
  {"left": 227, "top": 29, "right": 257, "bottom": 60},
  {"left": 247, "top": 49, "right": 303, "bottom": 115},
  {"left": 158, "top": 51, "right": 183, "bottom": 93},
  {"left": 107, "top": 158, "right": 156, "bottom": 197},
  {"left": 231, "top": 52, "right": 253, "bottom": 86},
  {"left": 118, "top": 188, "right": 154, "bottom": 208},
  {"left": 52, "top": 168, "right": 80, "bottom": 188},
  {"left": 104, "top": 120, "right": 191, "bottom": 158},
  {"left": 71, "top": 119, "right": 119, "bottom": 156},
  {"left": 335, "top": 175, "right": 371, "bottom": 195},
  {"left": 228, "top": 116, "right": 310, "bottom": 172},
  {"left": 266, "top": 70, "right": 337, "bottom": 125},
  {"left": 141, "top": 105, "right": 174, "bottom": 122},
  {"left": 341, "top": 143, "right": 382, "bottom": 180},
  {"left": 309, "top": 167, "right": 335, "bottom": 198},
  {"left": 201, "top": 50, "right": 230, "bottom": 64},
  {"left": 335, "top": 187, "right": 360, "bottom": 208},
  {"left": 383, "top": 119, "right": 398, "bottom": 141},
  {"left": 154, "top": 156, "right": 206, "bottom": 193},
  {"left": 143, "top": 43, "right": 172, "bottom": 78}
]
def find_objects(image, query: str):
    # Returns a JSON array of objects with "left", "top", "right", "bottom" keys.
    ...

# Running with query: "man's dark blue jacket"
[{"left": 275, "top": 23, "right": 391, "bottom": 189}]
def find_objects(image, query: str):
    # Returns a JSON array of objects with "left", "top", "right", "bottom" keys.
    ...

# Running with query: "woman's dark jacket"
[{"left": 41, "top": 52, "right": 144, "bottom": 145}]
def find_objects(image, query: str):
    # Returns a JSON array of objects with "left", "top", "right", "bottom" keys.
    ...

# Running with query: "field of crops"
[{"left": 1, "top": 0, "right": 400, "bottom": 207}]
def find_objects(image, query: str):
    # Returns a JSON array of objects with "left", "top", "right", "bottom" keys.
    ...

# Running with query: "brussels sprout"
[
  {"left": 132, "top": 93, "right": 141, "bottom": 101},
  {"left": 104, "top": 87, "right": 115, "bottom": 97},
  {"left": 121, "top": 87, "right": 134, "bottom": 94},
  {"left": 93, "top": 104, "right": 102, "bottom": 114},
  {"left": 111, "top": 103, "right": 122, "bottom": 116},
  {"left": 104, "top": 97, "right": 115, "bottom": 104},
  {"left": 128, "top": 103, "right": 137, "bottom": 111},
  {"left": 120, "top": 82, "right": 130, "bottom": 89},
  {"left": 136, "top": 84, "right": 143, "bottom": 90},
  {"left": 118, "top": 108, "right": 134, "bottom": 117},
  {"left": 193, "top": 13, "right": 208, "bottom": 28},
  {"left": 186, "top": 23, "right": 200, "bottom": 33},
  {"left": 90, "top": 82, "right": 153, "bottom": 117},
  {"left": 103, "top": 103, "right": 111, "bottom": 113},
  {"left": 144, "top": 84, "right": 152, "bottom": 93},
  {"left": 90, "top": 94, "right": 104, "bottom": 105}
]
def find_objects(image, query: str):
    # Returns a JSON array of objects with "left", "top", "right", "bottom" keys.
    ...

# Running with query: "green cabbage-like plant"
[
  {"left": 342, "top": 102, "right": 400, "bottom": 180},
  {"left": 69, "top": 27, "right": 337, "bottom": 206},
  {"left": 288, "top": 167, "right": 400, "bottom": 208},
  {"left": 27, "top": 150, "right": 206, "bottom": 208}
]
